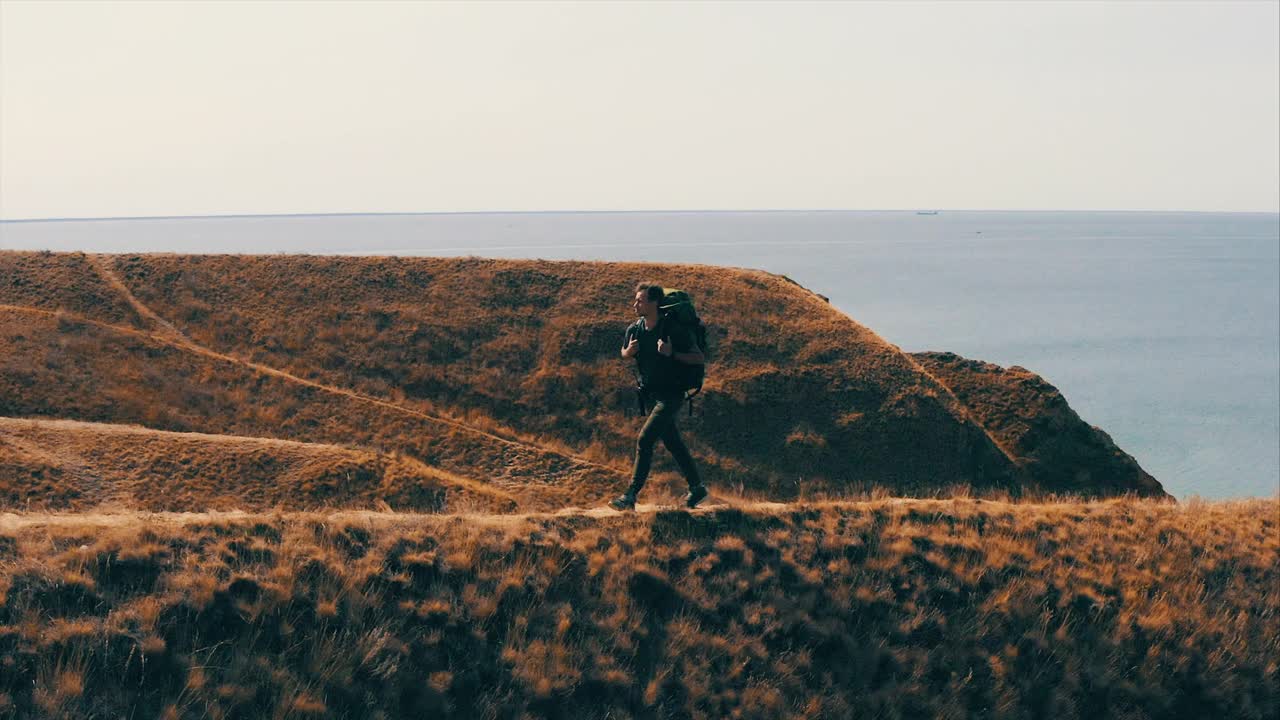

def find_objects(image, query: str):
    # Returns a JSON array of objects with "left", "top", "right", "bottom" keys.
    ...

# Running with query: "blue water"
[{"left": 3, "top": 210, "right": 1277, "bottom": 500}]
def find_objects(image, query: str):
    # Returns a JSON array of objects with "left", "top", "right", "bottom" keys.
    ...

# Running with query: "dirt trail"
[
  {"left": 86, "top": 253, "right": 194, "bottom": 343},
  {"left": 0, "top": 416, "right": 362, "bottom": 451},
  {"left": 23, "top": 258, "right": 627, "bottom": 483},
  {"left": 1, "top": 301, "right": 542, "bottom": 456},
  {"left": 0, "top": 492, "right": 1182, "bottom": 531},
  {"left": 0, "top": 501, "right": 750, "bottom": 531},
  {"left": 0, "top": 416, "right": 522, "bottom": 505},
  {"left": 1, "top": 496, "right": 1119, "bottom": 532},
  {"left": 1, "top": 301, "right": 622, "bottom": 501}
]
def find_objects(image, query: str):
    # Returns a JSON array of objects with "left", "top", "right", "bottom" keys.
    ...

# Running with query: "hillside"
[
  {"left": 0, "top": 417, "right": 516, "bottom": 513},
  {"left": 0, "top": 251, "right": 1166, "bottom": 507},
  {"left": 3, "top": 250, "right": 1271, "bottom": 720},
  {"left": 912, "top": 352, "right": 1165, "bottom": 497},
  {"left": 1, "top": 498, "right": 1273, "bottom": 718},
  {"left": 0, "top": 305, "right": 621, "bottom": 511}
]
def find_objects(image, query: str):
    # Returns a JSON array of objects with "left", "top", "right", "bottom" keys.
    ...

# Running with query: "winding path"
[{"left": 72, "top": 255, "right": 624, "bottom": 479}]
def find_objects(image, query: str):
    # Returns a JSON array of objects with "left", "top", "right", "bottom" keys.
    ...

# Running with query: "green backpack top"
[
  {"left": 659, "top": 289, "right": 699, "bottom": 326},
  {"left": 658, "top": 288, "right": 708, "bottom": 397}
]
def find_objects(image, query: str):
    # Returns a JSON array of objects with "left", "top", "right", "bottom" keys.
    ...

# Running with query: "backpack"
[{"left": 658, "top": 288, "right": 708, "bottom": 398}]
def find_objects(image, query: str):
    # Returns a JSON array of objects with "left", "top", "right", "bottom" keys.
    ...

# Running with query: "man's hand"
[
  {"left": 657, "top": 338, "right": 673, "bottom": 357},
  {"left": 621, "top": 336, "right": 640, "bottom": 358}
]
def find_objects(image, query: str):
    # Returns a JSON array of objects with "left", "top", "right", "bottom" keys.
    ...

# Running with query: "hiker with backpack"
[{"left": 610, "top": 282, "right": 709, "bottom": 511}]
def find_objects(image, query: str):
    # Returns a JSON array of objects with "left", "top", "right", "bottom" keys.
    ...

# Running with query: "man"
[{"left": 610, "top": 282, "right": 708, "bottom": 511}]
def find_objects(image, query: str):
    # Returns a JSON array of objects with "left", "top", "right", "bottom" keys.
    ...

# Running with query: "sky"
[{"left": 1, "top": 0, "right": 1277, "bottom": 220}]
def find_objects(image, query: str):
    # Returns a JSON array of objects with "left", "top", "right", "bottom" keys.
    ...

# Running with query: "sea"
[{"left": 3, "top": 210, "right": 1277, "bottom": 500}]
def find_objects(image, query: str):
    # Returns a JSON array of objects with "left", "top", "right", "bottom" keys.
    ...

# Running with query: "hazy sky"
[{"left": 1, "top": 0, "right": 1277, "bottom": 219}]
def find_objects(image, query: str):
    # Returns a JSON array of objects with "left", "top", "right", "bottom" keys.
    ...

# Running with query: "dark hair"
[{"left": 634, "top": 282, "right": 664, "bottom": 303}]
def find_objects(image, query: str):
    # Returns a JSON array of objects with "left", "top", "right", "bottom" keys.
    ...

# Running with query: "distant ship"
[{"left": 916, "top": 210, "right": 939, "bottom": 215}]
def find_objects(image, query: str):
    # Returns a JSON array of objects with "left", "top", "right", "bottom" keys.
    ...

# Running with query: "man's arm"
[{"left": 621, "top": 327, "right": 639, "bottom": 358}]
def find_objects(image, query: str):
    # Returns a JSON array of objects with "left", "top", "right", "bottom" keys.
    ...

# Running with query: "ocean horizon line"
[{"left": 3, "top": 208, "right": 1279, "bottom": 224}]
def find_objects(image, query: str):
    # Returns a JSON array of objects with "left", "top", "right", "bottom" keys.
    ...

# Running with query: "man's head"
[{"left": 633, "top": 282, "right": 663, "bottom": 318}]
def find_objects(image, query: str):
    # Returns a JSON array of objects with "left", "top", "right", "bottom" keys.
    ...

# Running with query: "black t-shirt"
[{"left": 625, "top": 317, "right": 696, "bottom": 393}]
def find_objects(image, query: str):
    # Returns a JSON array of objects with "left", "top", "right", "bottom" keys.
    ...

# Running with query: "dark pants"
[{"left": 627, "top": 390, "right": 702, "bottom": 498}]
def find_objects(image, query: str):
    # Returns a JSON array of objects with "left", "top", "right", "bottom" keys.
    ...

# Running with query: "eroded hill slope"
[
  {"left": 913, "top": 351, "right": 1164, "bottom": 497},
  {"left": 0, "top": 251, "right": 1167, "bottom": 503}
]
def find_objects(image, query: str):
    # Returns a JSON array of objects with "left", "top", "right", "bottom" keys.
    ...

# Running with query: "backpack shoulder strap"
[{"left": 627, "top": 318, "right": 650, "bottom": 346}]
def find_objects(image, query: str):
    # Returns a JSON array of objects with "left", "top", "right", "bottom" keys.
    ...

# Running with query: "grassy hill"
[
  {"left": 0, "top": 303, "right": 620, "bottom": 511},
  {"left": 0, "top": 417, "right": 516, "bottom": 513},
  {"left": 8, "top": 250, "right": 1262, "bottom": 719},
  {"left": 1, "top": 251, "right": 1166, "bottom": 506},
  {"left": 0, "top": 498, "right": 1274, "bottom": 718}
]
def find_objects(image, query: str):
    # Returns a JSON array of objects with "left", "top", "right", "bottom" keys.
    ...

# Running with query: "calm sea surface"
[{"left": 3, "top": 210, "right": 1277, "bottom": 500}]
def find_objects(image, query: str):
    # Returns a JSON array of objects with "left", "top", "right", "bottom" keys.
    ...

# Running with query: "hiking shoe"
[
  {"left": 609, "top": 494, "right": 636, "bottom": 511},
  {"left": 685, "top": 485, "right": 708, "bottom": 509}
]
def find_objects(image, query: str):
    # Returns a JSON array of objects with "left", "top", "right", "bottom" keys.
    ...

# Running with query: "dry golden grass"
[
  {"left": 3, "top": 250, "right": 1233, "bottom": 718},
  {"left": 0, "top": 417, "right": 516, "bottom": 513},
  {"left": 0, "top": 251, "right": 142, "bottom": 327},
  {"left": 0, "top": 498, "right": 1273, "bottom": 719},
  {"left": 108, "top": 253, "right": 1167, "bottom": 494},
  {"left": 101, "top": 252, "right": 1028, "bottom": 496},
  {"left": 0, "top": 306, "right": 621, "bottom": 511}
]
